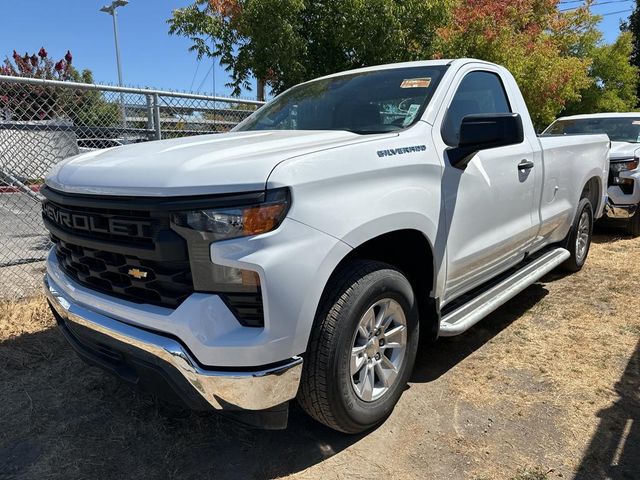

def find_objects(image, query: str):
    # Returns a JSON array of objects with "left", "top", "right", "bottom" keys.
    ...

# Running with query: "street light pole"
[
  {"left": 111, "top": 7, "right": 124, "bottom": 90},
  {"left": 100, "top": 0, "right": 128, "bottom": 129}
]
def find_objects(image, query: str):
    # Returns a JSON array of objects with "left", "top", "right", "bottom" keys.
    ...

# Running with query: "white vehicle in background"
[
  {"left": 43, "top": 59, "right": 609, "bottom": 433},
  {"left": 544, "top": 113, "right": 640, "bottom": 236}
]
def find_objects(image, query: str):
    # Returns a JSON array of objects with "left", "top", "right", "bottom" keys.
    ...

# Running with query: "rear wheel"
[
  {"left": 562, "top": 197, "right": 593, "bottom": 272},
  {"left": 297, "top": 260, "right": 419, "bottom": 433}
]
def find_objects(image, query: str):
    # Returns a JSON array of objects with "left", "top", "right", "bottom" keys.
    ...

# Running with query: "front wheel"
[
  {"left": 562, "top": 197, "right": 593, "bottom": 272},
  {"left": 297, "top": 260, "right": 419, "bottom": 433}
]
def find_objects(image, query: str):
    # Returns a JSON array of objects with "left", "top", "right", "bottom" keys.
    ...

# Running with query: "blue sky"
[
  {"left": 0, "top": 0, "right": 245, "bottom": 97},
  {"left": 0, "top": 0, "right": 636, "bottom": 99}
]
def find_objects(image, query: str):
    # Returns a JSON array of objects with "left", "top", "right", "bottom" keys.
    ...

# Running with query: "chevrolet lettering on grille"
[{"left": 42, "top": 202, "right": 149, "bottom": 238}]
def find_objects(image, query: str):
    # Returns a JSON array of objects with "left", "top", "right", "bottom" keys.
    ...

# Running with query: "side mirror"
[{"left": 447, "top": 113, "right": 524, "bottom": 169}]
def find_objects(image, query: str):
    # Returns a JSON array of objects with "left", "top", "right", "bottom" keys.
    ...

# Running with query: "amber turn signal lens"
[
  {"left": 240, "top": 269, "right": 260, "bottom": 287},
  {"left": 243, "top": 204, "right": 287, "bottom": 236}
]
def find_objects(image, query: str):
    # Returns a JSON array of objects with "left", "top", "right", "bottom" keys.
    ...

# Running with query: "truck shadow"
[
  {"left": 573, "top": 339, "right": 640, "bottom": 480},
  {"left": 592, "top": 222, "right": 633, "bottom": 244}
]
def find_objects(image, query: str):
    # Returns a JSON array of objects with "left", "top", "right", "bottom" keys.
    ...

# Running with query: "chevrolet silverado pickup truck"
[
  {"left": 42, "top": 59, "right": 609, "bottom": 433},
  {"left": 544, "top": 113, "right": 640, "bottom": 236}
]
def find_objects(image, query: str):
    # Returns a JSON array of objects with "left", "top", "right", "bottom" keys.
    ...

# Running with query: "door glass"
[{"left": 442, "top": 71, "right": 511, "bottom": 146}]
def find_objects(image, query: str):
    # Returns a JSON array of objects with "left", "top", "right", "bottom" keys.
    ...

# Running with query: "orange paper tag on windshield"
[{"left": 401, "top": 78, "right": 431, "bottom": 88}]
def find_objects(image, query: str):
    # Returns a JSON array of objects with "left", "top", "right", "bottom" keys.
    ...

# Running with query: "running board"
[{"left": 439, "top": 247, "right": 570, "bottom": 337}]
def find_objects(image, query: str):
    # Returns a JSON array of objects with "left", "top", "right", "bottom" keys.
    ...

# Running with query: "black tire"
[
  {"left": 562, "top": 197, "right": 594, "bottom": 272},
  {"left": 297, "top": 260, "right": 419, "bottom": 433},
  {"left": 627, "top": 209, "right": 640, "bottom": 237}
]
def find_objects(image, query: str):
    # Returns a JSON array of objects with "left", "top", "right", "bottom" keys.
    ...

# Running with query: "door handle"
[{"left": 518, "top": 159, "right": 535, "bottom": 170}]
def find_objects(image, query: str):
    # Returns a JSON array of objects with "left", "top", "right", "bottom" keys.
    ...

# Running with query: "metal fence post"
[
  {"left": 145, "top": 94, "right": 154, "bottom": 139},
  {"left": 153, "top": 93, "right": 162, "bottom": 140}
]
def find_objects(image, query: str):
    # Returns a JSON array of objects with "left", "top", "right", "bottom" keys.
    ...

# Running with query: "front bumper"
[
  {"left": 45, "top": 274, "right": 303, "bottom": 413},
  {"left": 604, "top": 199, "right": 638, "bottom": 220},
  {"left": 605, "top": 168, "right": 639, "bottom": 220}
]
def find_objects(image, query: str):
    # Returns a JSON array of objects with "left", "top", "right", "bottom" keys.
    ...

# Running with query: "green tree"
[
  {"left": 63, "top": 69, "right": 121, "bottom": 128},
  {"left": 433, "top": 0, "right": 596, "bottom": 129},
  {"left": 621, "top": 1, "right": 640, "bottom": 105},
  {"left": 564, "top": 32, "right": 638, "bottom": 115},
  {"left": 168, "top": 0, "right": 454, "bottom": 99}
]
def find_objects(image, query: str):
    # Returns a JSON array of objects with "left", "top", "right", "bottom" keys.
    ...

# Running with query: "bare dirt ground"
[{"left": 1, "top": 226, "right": 638, "bottom": 480}]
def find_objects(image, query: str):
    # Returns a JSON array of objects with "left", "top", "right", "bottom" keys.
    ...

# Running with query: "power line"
[
  {"left": 188, "top": 59, "right": 201, "bottom": 92},
  {"left": 600, "top": 7, "right": 634, "bottom": 15},
  {"left": 559, "top": 0, "right": 632, "bottom": 4},
  {"left": 188, "top": 35, "right": 212, "bottom": 92},
  {"left": 559, "top": 0, "right": 633, "bottom": 11},
  {"left": 195, "top": 63, "right": 214, "bottom": 93}
]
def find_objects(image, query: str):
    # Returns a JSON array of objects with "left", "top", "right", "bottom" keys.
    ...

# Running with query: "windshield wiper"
[{"left": 342, "top": 127, "right": 400, "bottom": 135}]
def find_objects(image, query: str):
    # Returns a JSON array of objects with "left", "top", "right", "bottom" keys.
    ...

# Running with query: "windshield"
[
  {"left": 234, "top": 66, "right": 448, "bottom": 134},
  {"left": 544, "top": 117, "right": 640, "bottom": 143}
]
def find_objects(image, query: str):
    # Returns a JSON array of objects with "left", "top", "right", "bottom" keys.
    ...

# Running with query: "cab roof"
[{"left": 308, "top": 58, "right": 499, "bottom": 83}]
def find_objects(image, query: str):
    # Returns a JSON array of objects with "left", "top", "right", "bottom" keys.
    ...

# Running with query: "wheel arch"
[
  {"left": 580, "top": 175, "right": 602, "bottom": 214},
  {"left": 315, "top": 228, "right": 440, "bottom": 345}
]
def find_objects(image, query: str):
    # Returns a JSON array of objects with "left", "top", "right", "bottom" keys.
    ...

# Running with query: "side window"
[{"left": 441, "top": 71, "right": 511, "bottom": 146}]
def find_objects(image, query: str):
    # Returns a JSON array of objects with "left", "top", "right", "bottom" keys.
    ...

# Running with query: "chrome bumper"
[
  {"left": 604, "top": 200, "right": 638, "bottom": 220},
  {"left": 44, "top": 275, "right": 302, "bottom": 412}
]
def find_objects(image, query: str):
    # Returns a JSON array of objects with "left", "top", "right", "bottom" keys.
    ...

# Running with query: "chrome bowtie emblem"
[{"left": 128, "top": 268, "right": 148, "bottom": 279}]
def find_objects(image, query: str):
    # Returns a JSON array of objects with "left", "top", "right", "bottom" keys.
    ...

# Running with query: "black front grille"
[
  {"left": 54, "top": 237, "right": 193, "bottom": 308},
  {"left": 42, "top": 186, "right": 267, "bottom": 323},
  {"left": 42, "top": 187, "right": 194, "bottom": 309}
]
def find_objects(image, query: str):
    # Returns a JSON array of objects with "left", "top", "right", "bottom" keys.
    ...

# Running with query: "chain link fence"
[{"left": 0, "top": 75, "right": 263, "bottom": 299}]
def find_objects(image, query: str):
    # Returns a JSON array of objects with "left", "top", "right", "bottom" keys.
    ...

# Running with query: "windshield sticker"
[
  {"left": 633, "top": 121, "right": 640, "bottom": 125},
  {"left": 400, "top": 78, "right": 431, "bottom": 88},
  {"left": 377, "top": 145, "right": 426, "bottom": 158},
  {"left": 403, "top": 104, "right": 421, "bottom": 126}
]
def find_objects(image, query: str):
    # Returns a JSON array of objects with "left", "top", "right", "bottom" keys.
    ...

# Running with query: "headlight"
[
  {"left": 610, "top": 158, "right": 639, "bottom": 173},
  {"left": 171, "top": 188, "right": 290, "bottom": 241}
]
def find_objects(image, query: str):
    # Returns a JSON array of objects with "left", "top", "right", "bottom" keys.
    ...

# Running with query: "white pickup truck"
[
  {"left": 544, "top": 113, "right": 640, "bottom": 236},
  {"left": 42, "top": 59, "right": 609, "bottom": 433}
]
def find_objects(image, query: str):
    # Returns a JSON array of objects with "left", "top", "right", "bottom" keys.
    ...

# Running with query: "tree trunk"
[{"left": 257, "top": 78, "right": 266, "bottom": 102}]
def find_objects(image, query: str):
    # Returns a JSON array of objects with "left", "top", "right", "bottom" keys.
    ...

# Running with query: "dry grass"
[
  {"left": 442, "top": 232, "right": 639, "bottom": 432},
  {"left": 0, "top": 295, "right": 51, "bottom": 338},
  {"left": 0, "top": 226, "right": 638, "bottom": 480}
]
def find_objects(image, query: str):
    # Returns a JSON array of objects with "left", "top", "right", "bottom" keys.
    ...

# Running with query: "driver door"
[{"left": 434, "top": 69, "right": 538, "bottom": 301}]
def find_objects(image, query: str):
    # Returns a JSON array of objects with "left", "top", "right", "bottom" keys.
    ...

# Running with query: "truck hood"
[
  {"left": 609, "top": 141, "right": 640, "bottom": 160},
  {"left": 46, "top": 130, "right": 388, "bottom": 196}
]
